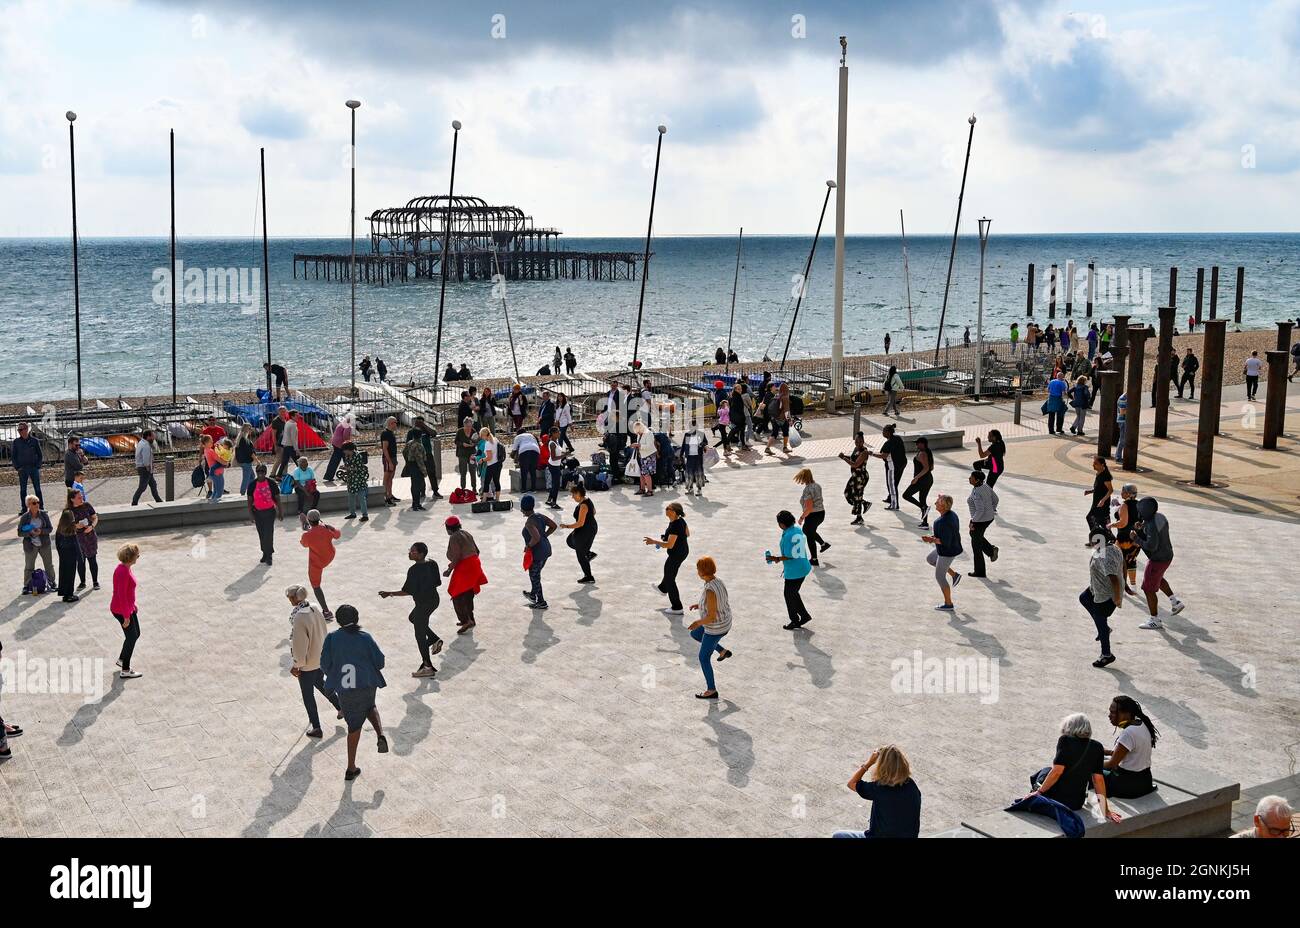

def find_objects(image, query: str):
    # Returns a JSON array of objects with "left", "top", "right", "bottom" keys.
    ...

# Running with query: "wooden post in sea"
[
  {"left": 1194, "top": 267, "right": 1205, "bottom": 325},
  {"left": 1194, "top": 319, "right": 1227, "bottom": 486},
  {"left": 1096, "top": 366, "right": 1122, "bottom": 457},
  {"left": 1048, "top": 263, "right": 1057, "bottom": 318},
  {"left": 1168, "top": 267, "right": 1177, "bottom": 309},
  {"left": 1209, "top": 266, "right": 1219, "bottom": 320},
  {"left": 1086, "top": 261, "right": 1095, "bottom": 317},
  {"left": 1026, "top": 263, "right": 1035, "bottom": 318},
  {"left": 1122, "top": 325, "right": 1148, "bottom": 471},
  {"left": 1153, "top": 306, "right": 1175, "bottom": 439},
  {"left": 1234, "top": 266, "right": 1245, "bottom": 324},
  {"left": 1065, "top": 260, "right": 1074, "bottom": 317},
  {"left": 1275, "top": 320, "right": 1293, "bottom": 352},
  {"left": 1263, "top": 349, "right": 1289, "bottom": 449}
]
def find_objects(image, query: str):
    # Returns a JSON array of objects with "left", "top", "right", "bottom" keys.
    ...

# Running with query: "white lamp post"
[{"left": 346, "top": 99, "right": 360, "bottom": 397}]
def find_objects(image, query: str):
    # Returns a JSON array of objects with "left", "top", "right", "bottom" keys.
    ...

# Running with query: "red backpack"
[{"left": 449, "top": 487, "right": 478, "bottom": 505}]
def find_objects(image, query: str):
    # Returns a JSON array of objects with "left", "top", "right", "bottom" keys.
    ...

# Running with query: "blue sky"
[{"left": 2, "top": 0, "right": 1299, "bottom": 235}]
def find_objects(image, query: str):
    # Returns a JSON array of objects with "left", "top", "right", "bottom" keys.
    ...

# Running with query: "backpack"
[
  {"left": 280, "top": 474, "right": 295, "bottom": 495},
  {"left": 27, "top": 568, "right": 49, "bottom": 594},
  {"left": 450, "top": 487, "right": 478, "bottom": 505},
  {"left": 252, "top": 480, "right": 276, "bottom": 511}
]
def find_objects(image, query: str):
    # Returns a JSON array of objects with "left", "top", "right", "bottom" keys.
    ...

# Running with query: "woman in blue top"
[
  {"left": 833, "top": 745, "right": 922, "bottom": 839},
  {"left": 920, "top": 494, "right": 963, "bottom": 611},
  {"left": 320, "top": 604, "right": 389, "bottom": 781},
  {"left": 520, "top": 495, "right": 557, "bottom": 610},
  {"left": 1044, "top": 372, "right": 1069, "bottom": 434},
  {"left": 1068, "top": 375, "right": 1091, "bottom": 436},
  {"left": 767, "top": 510, "right": 813, "bottom": 630}
]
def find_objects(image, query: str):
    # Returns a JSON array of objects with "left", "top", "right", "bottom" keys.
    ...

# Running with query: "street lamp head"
[
  {"left": 345, "top": 100, "right": 361, "bottom": 109},
  {"left": 66, "top": 111, "right": 77, "bottom": 122},
  {"left": 657, "top": 124, "right": 667, "bottom": 134},
  {"left": 968, "top": 113, "right": 977, "bottom": 126},
  {"left": 826, "top": 180, "right": 837, "bottom": 188},
  {"left": 451, "top": 119, "right": 462, "bottom": 131}
]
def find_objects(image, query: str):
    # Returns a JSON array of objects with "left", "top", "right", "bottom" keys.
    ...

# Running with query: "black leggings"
[
  {"left": 569, "top": 532, "right": 595, "bottom": 580},
  {"left": 1104, "top": 765, "right": 1154, "bottom": 799},
  {"left": 76, "top": 551, "right": 99, "bottom": 586},
  {"left": 902, "top": 475, "right": 933, "bottom": 517},
  {"left": 659, "top": 556, "right": 685, "bottom": 610},
  {"left": 113, "top": 610, "right": 140, "bottom": 671},
  {"left": 784, "top": 577, "right": 812, "bottom": 626},
  {"left": 802, "top": 511, "right": 826, "bottom": 557}
]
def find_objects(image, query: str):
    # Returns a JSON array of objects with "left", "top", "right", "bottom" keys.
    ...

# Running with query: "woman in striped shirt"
[{"left": 687, "top": 556, "right": 733, "bottom": 699}]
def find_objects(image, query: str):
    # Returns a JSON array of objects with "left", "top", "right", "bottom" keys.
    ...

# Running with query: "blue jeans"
[
  {"left": 528, "top": 552, "right": 548, "bottom": 602},
  {"left": 689, "top": 626, "right": 727, "bottom": 691},
  {"left": 1114, "top": 423, "right": 1126, "bottom": 462},
  {"left": 833, "top": 829, "right": 870, "bottom": 839},
  {"left": 296, "top": 667, "right": 340, "bottom": 730},
  {"left": 546, "top": 465, "right": 563, "bottom": 505},
  {"left": 239, "top": 463, "right": 255, "bottom": 495},
  {"left": 347, "top": 488, "right": 368, "bottom": 517},
  {"left": 209, "top": 466, "right": 226, "bottom": 502},
  {"left": 17, "top": 467, "right": 42, "bottom": 508}
]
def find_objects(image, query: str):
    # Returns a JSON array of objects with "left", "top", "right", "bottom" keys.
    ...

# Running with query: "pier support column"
[
  {"left": 1096, "top": 368, "right": 1122, "bottom": 458},
  {"left": 1153, "top": 306, "right": 1175, "bottom": 438},
  {"left": 1026, "top": 263, "right": 1035, "bottom": 318},
  {"left": 1275, "top": 321, "right": 1294, "bottom": 352},
  {"left": 1168, "top": 267, "right": 1177, "bottom": 310},
  {"left": 1194, "top": 319, "right": 1227, "bottom": 486},
  {"left": 1122, "top": 325, "right": 1148, "bottom": 471},
  {"left": 1263, "top": 350, "right": 1289, "bottom": 450},
  {"left": 1234, "top": 266, "right": 1245, "bottom": 324}
]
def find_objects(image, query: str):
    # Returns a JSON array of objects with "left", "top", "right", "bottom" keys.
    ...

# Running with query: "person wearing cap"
[
  {"left": 300, "top": 510, "right": 340, "bottom": 620},
  {"left": 1080, "top": 529, "right": 1124, "bottom": 668},
  {"left": 286, "top": 584, "right": 340, "bottom": 737},
  {"left": 443, "top": 516, "right": 487, "bottom": 633},
  {"left": 320, "top": 604, "right": 388, "bottom": 780},
  {"left": 519, "top": 495, "right": 556, "bottom": 610},
  {"left": 1132, "top": 497, "right": 1184, "bottom": 629},
  {"left": 379, "top": 541, "right": 442, "bottom": 678}
]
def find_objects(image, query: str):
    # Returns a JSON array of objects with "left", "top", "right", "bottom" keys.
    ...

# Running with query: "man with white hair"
[
  {"left": 1234, "top": 795, "right": 1295, "bottom": 838},
  {"left": 286, "top": 585, "right": 339, "bottom": 738}
]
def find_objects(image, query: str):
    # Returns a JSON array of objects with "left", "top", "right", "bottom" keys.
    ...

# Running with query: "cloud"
[{"left": 239, "top": 100, "right": 310, "bottom": 140}]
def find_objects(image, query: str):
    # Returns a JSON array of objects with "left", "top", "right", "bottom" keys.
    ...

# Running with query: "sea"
[{"left": 1, "top": 233, "right": 1295, "bottom": 403}]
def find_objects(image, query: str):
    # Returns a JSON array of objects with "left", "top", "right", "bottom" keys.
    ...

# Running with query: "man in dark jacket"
[
  {"left": 407, "top": 416, "right": 442, "bottom": 500},
  {"left": 379, "top": 542, "right": 442, "bottom": 678},
  {"left": 537, "top": 391, "right": 556, "bottom": 438},
  {"left": 1178, "top": 348, "right": 1199, "bottom": 399},
  {"left": 63, "top": 437, "right": 85, "bottom": 488},
  {"left": 11, "top": 421, "right": 43, "bottom": 509}
]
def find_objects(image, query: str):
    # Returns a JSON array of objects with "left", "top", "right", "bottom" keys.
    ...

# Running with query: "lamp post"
[
  {"left": 831, "top": 36, "right": 848, "bottom": 403},
  {"left": 976, "top": 216, "right": 991, "bottom": 399},
  {"left": 346, "top": 99, "right": 360, "bottom": 398},
  {"left": 631, "top": 124, "right": 667, "bottom": 371},
  {"left": 433, "top": 119, "right": 461, "bottom": 386},
  {"left": 67, "top": 111, "right": 82, "bottom": 408}
]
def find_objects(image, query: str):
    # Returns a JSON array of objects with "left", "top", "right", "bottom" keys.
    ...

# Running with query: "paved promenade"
[{"left": 1, "top": 392, "right": 1297, "bottom": 837}]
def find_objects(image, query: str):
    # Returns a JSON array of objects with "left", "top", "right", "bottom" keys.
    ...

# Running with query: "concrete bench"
[
  {"left": 900, "top": 428, "right": 964, "bottom": 452},
  {"left": 955, "top": 765, "right": 1238, "bottom": 838},
  {"left": 95, "top": 484, "right": 388, "bottom": 536}
]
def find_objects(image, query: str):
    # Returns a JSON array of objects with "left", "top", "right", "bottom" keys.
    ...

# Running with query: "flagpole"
[
  {"left": 631, "top": 125, "right": 667, "bottom": 371},
  {"left": 933, "top": 114, "right": 976, "bottom": 363},
  {"left": 725, "top": 226, "right": 743, "bottom": 373}
]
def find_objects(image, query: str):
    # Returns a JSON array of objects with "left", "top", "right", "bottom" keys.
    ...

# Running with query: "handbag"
[
  {"left": 191, "top": 464, "right": 205, "bottom": 488},
  {"left": 624, "top": 455, "right": 640, "bottom": 479},
  {"left": 788, "top": 429, "right": 803, "bottom": 448}
]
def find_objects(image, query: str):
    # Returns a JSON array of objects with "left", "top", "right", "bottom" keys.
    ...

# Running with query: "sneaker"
[
  {"left": 344, "top": 514, "right": 356, "bottom": 520},
  {"left": 950, "top": 574, "right": 962, "bottom": 588},
  {"left": 305, "top": 728, "right": 324, "bottom": 738},
  {"left": 663, "top": 608, "right": 684, "bottom": 616},
  {"left": 359, "top": 515, "right": 369, "bottom": 523},
  {"left": 412, "top": 665, "right": 437, "bottom": 678},
  {"left": 522, "top": 590, "right": 537, "bottom": 602},
  {"left": 782, "top": 621, "right": 801, "bottom": 630},
  {"left": 430, "top": 637, "right": 444, "bottom": 656},
  {"left": 457, "top": 620, "right": 476, "bottom": 634},
  {"left": 1138, "top": 618, "right": 1164, "bottom": 630},
  {"left": 531, "top": 600, "right": 549, "bottom": 610},
  {"left": 934, "top": 604, "right": 955, "bottom": 612},
  {"left": 1092, "top": 654, "right": 1116, "bottom": 668},
  {"left": 1169, "top": 598, "right": 1185, "bottom": 615},
  {"left": 651, "top": 582, "right": 664, "bottom": 596},
  {"left": 119, "top": 669, "right": 142, "bottom": 679},
  {"left": 577, "top": 577, "right": 596, "bottom": 584},
  {"left": 989, "top": 546, "right": 999, "bottom": 562},
  {"left": 92, "top": 583, "right": 100, "bottom": 591}
]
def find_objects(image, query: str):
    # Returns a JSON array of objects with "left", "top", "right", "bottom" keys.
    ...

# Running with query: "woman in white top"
[
  {"left": 1102, "top": 694, "right": 1158, "bottom": 798},
  {"left": 687, "top": 556, "right": 733, "bottom": 700},
  {"left": 632, "top": 420, "right": 658, "bottom": 498},
  {"left": 478, "top": 428, "right": 503, "bottom": 500},
  {"left": 555, "top": 394, "right": 575, "bottom": 452}
]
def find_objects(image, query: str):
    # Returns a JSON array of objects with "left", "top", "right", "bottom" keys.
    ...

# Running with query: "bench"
[
  {"left": 900, "top": 428, "right": 964, "bottom": 452},
  {"left": 950, "top": 765, "right": 1238, "bottom": 838},
  {"left": 94, "top": 484, "right": 388, "bottom": 536}
]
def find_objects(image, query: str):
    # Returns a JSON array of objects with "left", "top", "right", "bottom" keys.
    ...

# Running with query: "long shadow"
[
  {"left": 702, "top": 700, "right": 754, "bottom": 788},
  {"left": 945, "top": 611, "right": 1011, "bottom": 664},
  {"left": 811, "top": 568, "right": 847, "bottom": 600},
  {"left": 992, "top": 516, "right": 1047, "bottom": 546},
  {"left": 787, "top": 628, "right": 834, "bottom": 689},
  {"left": 391, "top": 678, "right": 438, "bottom": 757},
  {"left": 223, "top": 563, "right": 272, "bottom": 601},
  {"left": 981, "top": 578, "right": 1042, "bottom": 623},
  {"left": 658, "top": 610, "right": 698, "bottom": 660},
  {"left": 521, "top": 605, "right": 560, "bottom": 665},
  {"left": 57, "top": 674, "right": 126, "bottom": 746},
  {"left": 429, "top": 631, "right": 485, "bottom": 688},
  {"left": 688, "top": 494, "right": 728, "bottom": 517},
  {"left": 855, "top": 524, "right": 900, "bottom": 558},
  {"left": 1156, "top": 624, "right": 1259, "bottom": 698},
  {"left": 1101, "top": 667, "right": 1210, "bottom": 750},
  {"left": 241, "top": 731, "right": 344, "bottom": 837},
  {"left": 15, "top": 598, "right": 75, "bottom": 640},
  {"left": 569, "top": 585, "right": 604, "bottom": 626},
  {"left": 0, "top": 591, "right": 42, "bottom": 628},
  {"left": 305, "top": 784, "right": 386, "bottom": 837}
]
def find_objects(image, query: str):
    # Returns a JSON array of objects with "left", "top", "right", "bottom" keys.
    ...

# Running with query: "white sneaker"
[
  {"left": 119, "top": 669, "right": 142, "bottom": 679},
  {"left": 1169, "top": 598, "right": 1185, "bottom": 615},
  {"left": 1138, "top": 618, "right": 1163, "bottom": 630},
  {"left": 663, "top": 608, "right": 684, "bottom": 616}
]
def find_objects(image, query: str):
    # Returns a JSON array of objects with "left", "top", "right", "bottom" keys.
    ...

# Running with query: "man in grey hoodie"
[
  {"left": 131, "top": 430, "right": 163, "bottom": 505},
  {"left": 287, "top": 585, "right": 340, "bottom": 738},
  {"left": 1132, "top": 497, "right": 1185, "bottom": 629}
]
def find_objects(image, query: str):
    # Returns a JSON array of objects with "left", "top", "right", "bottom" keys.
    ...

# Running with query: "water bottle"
[{"left": 764, "top": 549, "right": 772, "bottom": 563}]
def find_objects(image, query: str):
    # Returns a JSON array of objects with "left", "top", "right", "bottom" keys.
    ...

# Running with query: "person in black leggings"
[
  {"left": 901, "top": 436, "right": 934, "bottom": 527},
  {"left": 974, "top": 430, "right": 1006, "bottom": 488},
  {"left": 645, "top": 502, "right": 689, "bottom": 614},
  {"left": 794, "top": 468, "right": 829, "bottom": 566},
  {"left": 561, "top": 485, "right": 598, "bottom": 583}
]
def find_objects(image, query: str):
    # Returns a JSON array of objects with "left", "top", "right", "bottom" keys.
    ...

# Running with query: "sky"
[{"left": 2, "top": 0, "right": 1300, "bottom": 236}]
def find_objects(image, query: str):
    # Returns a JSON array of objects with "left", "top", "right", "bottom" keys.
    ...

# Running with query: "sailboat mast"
[
  {"left": 900, "top": 209, "right": 914, "bottom": 354},
  {"left": 725, "top": 226, "right": 743, "bottom": 373},
  {"left": 933, "top": 114, "right": 977, "bottom": 363},
  {"left": 491, "top": 246, "right": 522, "bottom": 384}
]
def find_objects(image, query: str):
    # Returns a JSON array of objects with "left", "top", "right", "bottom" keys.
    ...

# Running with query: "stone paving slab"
[{"left": 0, "top": 430, "right": 1297, "bottom": 837}]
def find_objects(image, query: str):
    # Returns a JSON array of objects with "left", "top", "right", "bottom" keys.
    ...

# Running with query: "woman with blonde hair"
[
  {"left": 478, "top": 427, "right": 504, "bottom": 501},
  {"left": 109, "top": 543, "right": 143, "bottom": 679},
  {"left": 632, "top": 420, "right": 657, "bottom": 497},
  {"left": 833, "top": 745, "right": 922, "bottom": 838},
  {"left": 686, "top": 556, "right": 733, "bottom": 699},
  {"left": 794, "top": 468, "right": 829, "bottom": 566}
]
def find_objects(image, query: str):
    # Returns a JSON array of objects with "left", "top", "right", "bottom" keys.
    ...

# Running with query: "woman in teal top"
[{"left": 767, "top": 510, "right": 812, "bottom": 630}]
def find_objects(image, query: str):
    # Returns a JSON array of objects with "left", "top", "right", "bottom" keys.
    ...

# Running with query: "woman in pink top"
[{"left": 109, "top": 543, "right": 143, "bottom": 679}]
